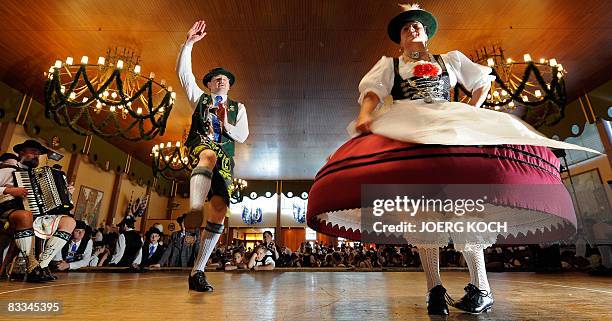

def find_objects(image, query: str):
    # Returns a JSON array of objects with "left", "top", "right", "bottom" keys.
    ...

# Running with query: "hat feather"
[{"left": 399, "top": 3, "right": 422, "bottom": 11}]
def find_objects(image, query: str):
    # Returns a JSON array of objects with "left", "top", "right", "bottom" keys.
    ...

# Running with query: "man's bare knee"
[
  {"left": 58, "top": 216, "right": 76, "bottom": 232},
  {"left": 210, "top": 197, "right": 226, "bottom": 212},
  {"left": 9, "top": 210, "right": 32, "bottom": 226},
  {"left": 198, "top": 150, "right": 217, "bottom": 168}
]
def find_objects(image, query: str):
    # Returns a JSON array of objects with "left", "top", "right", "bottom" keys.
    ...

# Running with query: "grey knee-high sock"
[
  {"left": 39, "top": 230, "right": 72, "bottom": 268},
  {"left": 461, "top": 245, "right": 490, "bottom": 292},
  {"left": 191, "top": 221, "right": 224, "bottom": 275},
  {"left": 14, "top": 228, "right": 37, "bottom": 271},
  {"left": 418, "top": 247, "right": 442, "bottom": 291},
  {"left": 190, "top": 166, "right": 213, "bottom": 212}
]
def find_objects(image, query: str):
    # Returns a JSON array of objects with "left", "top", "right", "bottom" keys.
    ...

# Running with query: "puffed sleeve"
[
  {"left": 358, "top": 56, "right": 394, "bottom": 104},
  {"left": 444, "top": 50, "right": 495, "bottom": 92}
]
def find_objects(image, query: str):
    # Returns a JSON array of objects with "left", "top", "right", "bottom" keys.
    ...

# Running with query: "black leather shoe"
[
  {"left": 453, "top": 283, "right": 494, "bottom": 314},
  {"left": 188, "top": 271, "right": 214, "bottom": 292},
  {"left": 426, "top": 284, "right": 452, "bottom": 315},
  {"left": 42, "top": 267, "right": 58, "bottom": 281},
  {"left": 25, "top": 266, "right": 48, "bottom": 283},
  {"left": 588, "top": 265, "right": 612, "bottom": 276}
]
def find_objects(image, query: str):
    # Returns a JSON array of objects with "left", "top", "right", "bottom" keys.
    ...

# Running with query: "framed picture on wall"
[
  {"left": 74, "top": 185, "right": 104, "bottom": 227},
  {"left": 563, "top": 168, "right": 612, "bottom": 221}
]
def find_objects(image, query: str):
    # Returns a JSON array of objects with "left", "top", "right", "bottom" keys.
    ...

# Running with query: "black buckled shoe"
[
  {"left": 188, "top": 271, "right": 214, "bottom": 292},
  {"left": 25, "top": 266, "right": 48, "bottom": 283},
  {"left": 453, "top": 283, "right": 494, "bottom": 314},
  {"left": 426, "top": 284, "right": 452, "bottom": 315},
  {"left": 42, "top": 267, "right": 58, "bottom": 281}
]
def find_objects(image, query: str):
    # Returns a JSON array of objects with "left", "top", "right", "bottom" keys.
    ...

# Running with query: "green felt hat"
[
  {"left": 388, "top": 4, "right": 438, "bottom": 44},
  {"left": 202, "top": 67, "right": 235, "bottom": 87}
]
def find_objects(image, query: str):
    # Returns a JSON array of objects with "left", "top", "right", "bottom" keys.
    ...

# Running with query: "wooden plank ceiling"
[{"left": 0, "top": 0, "right": 610, "bottom": 179}]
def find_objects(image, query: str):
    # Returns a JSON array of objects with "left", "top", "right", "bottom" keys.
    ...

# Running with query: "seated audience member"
[
  {"left": 91, "top": 230, "right": 118, "bottom": 267},
  {"left": 152, "top": 223, "right": 166, "bottom": 245},
  {"left": 248, "top": 246, "right": 275, "bottom": 271},
  {"left": 94, "top": 227, "right": 104, "bottom": 243},
  {"left": 321, "top": 253, "right": 334, "bottom": 267},
  {"left": 276, "top": 247, "right": 292, "bottom": 267},
  {"left": 289, "top": 253, "right": 301, "bottom": 267},
  {"left": 262, "top": 231, "right": 280, "bottom": 262},
  {"left": 109, "top": 215, "right": 143, "bottom": 267},
  {"left": 224, "top": 251, "right": 247, "bottom": 271},
  {"left": 159, "top": 214, "right": 200, "bottom": 267},
  {"left": 332, "top": 252, "right": 345, "bottom": 267},
  {"left": 139, "top": 227, "right": 166, "bottom": 268},
  {"left": 52, "top": 220, "right": 93, "bottom": 271},
  {"left": 301, "top": 247, "right": 316, "bottom": 267}
]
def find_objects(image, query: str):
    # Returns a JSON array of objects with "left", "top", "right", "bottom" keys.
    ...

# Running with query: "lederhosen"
[
  {"left": 185, "top": 93, "right": 240, "bottom": 206},
  {"left": 390, "top": 55, "right": 451, "bottom": 101}
]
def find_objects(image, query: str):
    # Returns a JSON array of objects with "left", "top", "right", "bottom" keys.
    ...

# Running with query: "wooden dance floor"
[{"left": 0, "top": 271, "right": 610, "bottom": 320}]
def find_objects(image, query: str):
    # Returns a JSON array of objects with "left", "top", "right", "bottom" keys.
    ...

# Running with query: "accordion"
[{"left": 13, "top": 166, "right": 74, "bottom": 217}]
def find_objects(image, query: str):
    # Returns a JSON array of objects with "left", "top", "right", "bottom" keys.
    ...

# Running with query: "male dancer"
[{"left": 177, "top": 20, "right": 249, "bottom": 292}]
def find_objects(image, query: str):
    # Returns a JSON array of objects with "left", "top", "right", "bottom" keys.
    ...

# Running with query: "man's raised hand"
[{"left": 187, "top": 20, "right": 207, "bottom": 44}]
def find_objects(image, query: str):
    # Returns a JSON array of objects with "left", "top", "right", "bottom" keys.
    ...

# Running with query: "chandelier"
[
  {"left": 230, "top": 178, "right": 248, "bottom": 203},
  {"left": 151, "top": 138, "right": 192, "bottom": 181},
  {"left": 45, "top": 48, "right": 175, "bottom": 141},
  {"left": 455, "top": 45, "right": 567, "bottom": 129}
]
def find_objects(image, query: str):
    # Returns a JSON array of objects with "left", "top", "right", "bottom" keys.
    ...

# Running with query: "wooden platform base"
[{"left": 0, "top": 271, "right": 610, "bottom": 320}]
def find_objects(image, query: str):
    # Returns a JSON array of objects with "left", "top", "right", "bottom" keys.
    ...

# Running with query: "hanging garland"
[
  {"left": 45, "top": 63, "right": 174, "bottom": 141},
  {"left": 151, "top": 145, "right": 192, "bottom": 181},
  {"left": 453, "top": 63, "right": 566, "bottom": 129}
]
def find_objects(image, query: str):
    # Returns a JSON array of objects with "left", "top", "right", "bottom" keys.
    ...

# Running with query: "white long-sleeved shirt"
[
  {"left": 137, "top": 242, "right": 161, "bottom": 266},
  {"left": 110, "top": 228, "right": 142, "bottom": 265},
  {"left": 0, "top": 162, "right": 28, "bottom": 202},
  {"left": 53, "top": 238, "right": 93, "bottom": 270},
  {"left": 176, "top": 42, "right": 249, "bottom": 144}
]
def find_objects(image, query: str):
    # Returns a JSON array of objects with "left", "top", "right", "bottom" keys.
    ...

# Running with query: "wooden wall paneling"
[
  {"left": 282, "top": 227, "right": 305, "bottom": 252},
  {"left": 106, "top": 172, "right": 125, "bottom": 227},
  {"left": 0, "top": 122, "right": 16, "bottom": 152}
]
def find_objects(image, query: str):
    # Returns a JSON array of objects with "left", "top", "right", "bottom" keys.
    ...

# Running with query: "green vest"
[{"left": 185, "top": 93, "right": 240, "bottom": 157}]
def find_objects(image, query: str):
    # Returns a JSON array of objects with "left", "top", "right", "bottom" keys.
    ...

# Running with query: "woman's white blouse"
[{"left": 358, "top": 50, "right": 495, "bottom": 104}]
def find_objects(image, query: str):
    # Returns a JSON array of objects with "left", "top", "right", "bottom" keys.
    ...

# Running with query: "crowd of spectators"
[{"left": 4, "top": 214, "right": 609, "bottom": 276}]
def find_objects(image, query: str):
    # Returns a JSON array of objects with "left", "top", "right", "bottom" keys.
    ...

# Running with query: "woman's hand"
[
  {"left": 356, "top": 92, "right": 380, "bottom": 133},
  {"left": 186, "top": 20, "right": 207, "bottom": 44},
  {"left": 468, "top": 86, "right": 487, "bottom": 107},
  {"left": 355, "top": 112, "right": 374, "bottom": 133}
]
